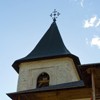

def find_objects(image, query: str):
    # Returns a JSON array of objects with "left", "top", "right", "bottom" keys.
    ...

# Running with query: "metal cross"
[{"left": 50, "top": 9, "right": 60, "bottom": 22}]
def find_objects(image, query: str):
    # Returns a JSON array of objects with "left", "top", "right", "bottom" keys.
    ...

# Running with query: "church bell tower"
[{"left": 7, "top": 10, "right": 82, "bottom": 100}]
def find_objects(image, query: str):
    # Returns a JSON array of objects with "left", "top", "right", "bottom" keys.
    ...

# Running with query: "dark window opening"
[{"left": 37, "top": 72, "right": 50, "bottom": 88}]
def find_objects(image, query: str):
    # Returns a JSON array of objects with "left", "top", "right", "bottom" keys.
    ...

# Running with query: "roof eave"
[
  {"left": 7, "top": 80, "right": 85, "bottom": 99},
  {"left": 12, "top": 54, "right": 81, "bottom": 74}
]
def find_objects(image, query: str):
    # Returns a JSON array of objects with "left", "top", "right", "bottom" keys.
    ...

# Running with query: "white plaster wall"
[{"left": 17, "top": 57, "right": 80, "bottom": 91}]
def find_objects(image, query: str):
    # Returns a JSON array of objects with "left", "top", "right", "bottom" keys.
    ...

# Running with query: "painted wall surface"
[{"left": 17, "top": 57, "right": 80, "bottom": 91}]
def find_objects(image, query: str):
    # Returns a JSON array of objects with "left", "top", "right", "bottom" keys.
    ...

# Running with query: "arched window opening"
[{"left": 37, "top": 72, "right": 50, "bottom": 88}]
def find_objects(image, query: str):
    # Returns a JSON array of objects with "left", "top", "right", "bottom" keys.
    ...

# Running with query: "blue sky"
[{"left": 0, "top": 0, "right": 100, "bottom": 99}]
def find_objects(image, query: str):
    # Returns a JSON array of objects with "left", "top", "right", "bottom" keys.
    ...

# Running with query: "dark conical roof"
[
  {"left": 13, "top": 21, "right": 80, "bottom": 73},
  {"left": 24, "top": 21, "right": 71, "bottom": 58}
]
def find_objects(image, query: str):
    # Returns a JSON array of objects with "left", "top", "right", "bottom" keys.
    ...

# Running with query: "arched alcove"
[{"left": 37, "top": 72, "right": 50, "bottom": 88}]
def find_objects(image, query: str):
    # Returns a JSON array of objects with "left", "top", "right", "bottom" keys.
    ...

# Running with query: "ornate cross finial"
[{"left": 50, "top": 9, "right": 60, "bottom": 22}]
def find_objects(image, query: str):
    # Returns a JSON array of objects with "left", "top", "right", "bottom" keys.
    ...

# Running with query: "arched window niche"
[{"left": 37, "top": 72, "right": 50, "bottom": 88}]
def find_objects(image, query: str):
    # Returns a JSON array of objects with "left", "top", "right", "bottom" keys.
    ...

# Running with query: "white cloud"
[
  {"left": 74, "top": 0, "right": 84, "bottom": 7},
  {"left": 84, "top": 16, "right": 97, "bottom": 28},
  {"left": 95, "top": 19, "right": 100, "bottom": 27},
  {"left": 84, "top": 20, "right": 93, "bottom": 28},
  {"left": 80, "top": 0, "right": 84, "bottom": 7},
  {"left": 90, "top": 16, "right": 97, "bottom": 24},
  {"left": 90, "top": 36, "right": 100, "bottom": 49},
  {"left": 83, "top": 16, "right": 100, "bottom": 28}
]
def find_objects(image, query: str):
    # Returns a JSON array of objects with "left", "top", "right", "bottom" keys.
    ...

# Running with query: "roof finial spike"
[{"left": 50, "top": 9, "right": 60, "bottom": 22}]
